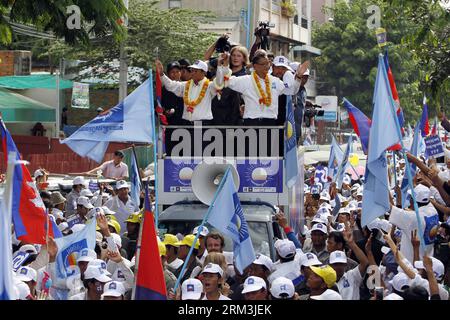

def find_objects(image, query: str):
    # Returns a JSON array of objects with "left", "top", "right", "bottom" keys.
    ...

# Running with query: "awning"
[
  {"left": 0, "top": 74, "right": 73, "bottom": 90},
  {"left": 270, "top": 33, "right": 305, "bottom": 46},
  {"left": 198, "top": 21, "right": 239, "bottom": 33},
  {"left": 0, "top": 88, "right": 56, "bottom": 122},
  {"left": 293, "top": 44, "right": 322, "bottom": 56}
]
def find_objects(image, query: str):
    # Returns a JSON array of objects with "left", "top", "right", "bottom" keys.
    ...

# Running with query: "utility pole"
[{"left": 119, "top": 0, "right": 129, "bottom": 102}]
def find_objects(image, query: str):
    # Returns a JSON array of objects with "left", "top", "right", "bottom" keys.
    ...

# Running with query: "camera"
[
  {"left": 215, "top": 35, "right": 232, "bottom": 53},
  {"left": 304, "top": 102, "right": 324, "bottom": 118},
  {"left": 254, "top": 21, "right": 275, "bottom": 38}
]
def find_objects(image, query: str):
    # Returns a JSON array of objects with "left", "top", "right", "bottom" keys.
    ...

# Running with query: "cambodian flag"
[
  {"left": 343, "top": 98, "right": 371, "bottom": 154},
  {"left": 134, "top": 182, "right": 167, "bottom": 300},
  {"left": 420, "top": 96, "right": 430, "bottom": 137},
  {"left": 431, "top": 120, "right": 437, "bottom": 136},
  {"left": 383, "top": 51, "right": 405, "bottom": 130},
  {"left": 0, "top": 119, "right": 59, "bottom": 244}
]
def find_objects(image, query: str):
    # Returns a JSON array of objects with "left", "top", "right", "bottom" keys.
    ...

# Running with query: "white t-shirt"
[
  {"left": 104, "top": 196, "right": 139, "bottom": 235},
  {"left": 336, "top": 266, "right": 364, "bottom": 300},
  {"left": 268, "top": 259, "right": 301, "bottom": 284},
  {"left": 389, "top": 204, "right": 439, "bottom": 263},
  {"left": 202, "top": 294, "right": 231, "bottom": 300}
]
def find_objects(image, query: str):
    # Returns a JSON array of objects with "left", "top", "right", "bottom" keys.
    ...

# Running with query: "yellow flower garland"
[
  {"left": 251, "top": 71, "right": 272, "bottom": 106},
  {"left": 184, "top": 78, "right": 210, "bottom": 113}
]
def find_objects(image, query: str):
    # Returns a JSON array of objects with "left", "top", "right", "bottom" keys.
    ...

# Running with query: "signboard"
[
  {"left": 163, "top": 159, "right": 283, "bottom": 194},
  {"left": 71, "top": 82, "right": 90, "bottom": 109},
  {"left": 315, "top": 96, "right": 338, "bottom": 122},
  {"left": 424, "top": 135, "right": 445, "bottom": 159}
]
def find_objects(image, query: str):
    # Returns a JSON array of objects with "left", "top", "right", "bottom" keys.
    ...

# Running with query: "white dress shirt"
[
  {"left": 161, "top": 75, "right": 217, "bottom": 121},
  {"left": 217, "top": 66, "right": 300, "bottom": 119}
]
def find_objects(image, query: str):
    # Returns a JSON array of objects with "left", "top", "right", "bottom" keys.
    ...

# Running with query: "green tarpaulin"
[
  {"left": 0, "top": 74, "right": 73, "bottom": 90},
  {"left": 0, "top": 88, "right": 56, "bottom": 122}
]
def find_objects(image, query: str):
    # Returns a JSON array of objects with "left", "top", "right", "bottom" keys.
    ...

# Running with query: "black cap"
[
  {"left": 167, "top": 61, "right": 181, "bottom": 73},
  {"left": 178, "top": 58, "right": 191, "bottom": 68}
]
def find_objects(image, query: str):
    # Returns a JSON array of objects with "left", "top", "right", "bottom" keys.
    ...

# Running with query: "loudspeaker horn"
[{"left": 191, "top": 157, "right": 240, "bottom": 205}]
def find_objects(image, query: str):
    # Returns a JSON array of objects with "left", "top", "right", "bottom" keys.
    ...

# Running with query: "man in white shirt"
[
  {"left": 86, "top": 150, "right": 129, "bottom": 180},
  {"left": 104, "top": 180, "right": 139, "bottom": 235},
  {"left": 307, "top": 265, "right": 342, "bottom": 300},
  {"left": 389, "top": 184, "right": 440, "bottom": 263},
  {"left": 163, "top": 234, "right": 184, "bottom": 274},
  {"left": 216, "top": 50, "right": 307, "bottom": 126},
  {"left": 156, "top": 59, "right": 217, "bottom": 123}
]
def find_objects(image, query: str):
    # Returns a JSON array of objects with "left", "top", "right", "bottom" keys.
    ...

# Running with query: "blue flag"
[
  {"left": 335, "top": 134, "right": 352, "bottom": 188},
  {"left": 285, "top": 96, "right": 298, "bottom": 188},
  {"left": 361, "top": 55, "right": 402, "bottom": 226},
  {"left": 400, "top": 122, "right": 421, "bottom": 208},
  {"left": 206, "top": 169, "right": 255, "bottom": 274},
  {"left": 130, "top": 152, "right": 141, "bottom": 208},
  {"left": 61, "top": 77, "right": 154, "bottom": 163},
  {"left": 54, "top": 219, "right": 96, "bottom": 282},
  {"left": 328, "top": 135, "right": 344, "bottom": 179}
]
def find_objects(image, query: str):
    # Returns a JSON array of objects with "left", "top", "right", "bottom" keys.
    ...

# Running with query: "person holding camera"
[{"left": 216, "top": 50, "right": 308, "bottom": 126}]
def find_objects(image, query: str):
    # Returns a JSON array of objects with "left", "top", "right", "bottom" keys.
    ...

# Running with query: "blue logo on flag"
[{"left": 90, "top": 103, "right": 124, "bottom": 124}]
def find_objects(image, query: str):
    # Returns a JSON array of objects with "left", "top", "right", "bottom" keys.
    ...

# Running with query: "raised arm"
[
  {"left": 343, "top": 223, "right": 369, "bottom": 276},
  {"left": 383, "top": 233, "right": 416, "bottom": 279},
  {"left": 155, "top": 60, "right": 185, "bottom": 97}
]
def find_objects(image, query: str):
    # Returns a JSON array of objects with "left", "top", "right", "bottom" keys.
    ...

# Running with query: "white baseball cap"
[
  {"left": 310, "top": 289, "right": 342, "bottom": 300},
  {"left": 342, "top": 175, "right": 351, "bottom": 185},
  {"left": 88, "top": 259, "right": 112, "bottom": 276},
  {"left": 299, "top": 252, "right": 322, "bottom": 267},
  {"left": 80, "top": 189, "right": 94, "bottom": 197},
  {"left": 71, "top": 224, "right": 85, "bottom": 233},
  {"left": 289, "top": 62, "right": 300, "bottom": 72},
  {"left": 116, "top": 180, "right": 129, "bottom": 190},
  {"left": 329, "top": 250, "right": 348, "bottom": 264},
  {"left": 18, "top": 244, "right": 38, "bottom": 255},
  {"left": 312, "top": 213, "right": 328, "bottom": 224},
  {"left": 320, "top": 202, "right": 332, "bottom": 210},
  {"left": 77, "top": 196, "right": 94, "bottom": 209},
  {"left": 16, "top": 266, "right": 37, "bottom": 282},
  {"left": 242, "top": 276, "right": 266, "bottom": 294},
  {"left": 389, "top": 272, "right": 410, "bottom": 292},
  {"left": 84, "top": 265, "right": 112, "bottom": 283},
  {"left": 414, "top": 184, "right": 431, "bottom": 203},
  {"left": 58, "top": 221, "right": 70, "bottom": 232},
  {"left": 311, "top": 223, "right": 328, "bottom": 235},
  {"left": 15, "top": 281, "right": 31, "bottom": 300},
  {"left": 102, "top": 206, "right": 115, "bottom": 215},
  {"left": 384, "top": 293, "right": 404, "bottom": 300},
  {"left": 270, "top": 277, "right": 295, "bottom": 299},
  {"left": 33, "top": 169, "right": 44, "bottom": 179},
  {"left": 181, "top": 278, "right": 203, "bottom": 300},
  {"left": 414, "top": 257, "right": 445, "bottom": 281},
  {"left": 273, "top": 56, "right": 293, "bottom": 72},
  {"left": 333, "top": 223, "right": 346, "bottom": 232},
  {"left": 188, "top": 60, "right": 208, "bottom": 73},
  {"left": 201, "top": 263, "right": 224, "bottom": 277},
  {"left": 193, "top": 225, "right": 209, "bottom": 237},
  {"left": 319, "top": 191, "right": 331, "bottom": 202},
  {"left": 253, "top": 253, "right": 273, "bottom": 272},
  {"left": 274, "top": 239, "right": 296, "bottom": 259},
  {"left": 77, "top": 248, "right": 97, "bottom": 263},
  {"left": 101, "top": 281, "right": 126, "bottom": 298},
  {"left": 73, "top": 176, "right": 85, "bottom": 186}
]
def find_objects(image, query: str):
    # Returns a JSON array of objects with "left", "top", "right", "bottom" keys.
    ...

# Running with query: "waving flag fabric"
[
  {"left": 61, "top": 77, "right": 154, "bottom": 163},
  {"left": 420, "top": 96, "right": 430, "bottom": 137},
  {"left": 285, "top": 96, "right": 298, "bottom": 188},
  {"left": 361, "top": 55, "right": 402, "bottom": 226},
  {"left": 328, "top": 135, "right": 344, "bottom": 178},
  {"left": 134, "top": 182, "right": 167, "bottom": 300},
  {"left": 384, "top": 51, "right": 405, "bottom": 130},
  {"left": 207, "top": 168, "right": 255, "bottom": 274},
  {"left": 0, "top": 119, "right": 58, "bottom": 244},
  {"left": 343, "top": 99, "right": 371, "bottom": 154}
]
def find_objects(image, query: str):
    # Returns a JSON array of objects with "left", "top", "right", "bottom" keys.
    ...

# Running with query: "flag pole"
[
  {"left": 172, "top": 167, "right": 232, "bottom": 293},
  {"left": 148, "top": 70, "right": 159, "bottom": 227},
  {"left": 131, "top": 144, "right": 144, "bottom": 190},
  {"left": 380, "top": 54, "right": 426, "bottom": 253},
  {"left": 392, "top": 151, "right": 398, "bottom": 186}
]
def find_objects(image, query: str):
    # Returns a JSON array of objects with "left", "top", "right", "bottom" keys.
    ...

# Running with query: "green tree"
[
  {"left": 42, "top": 0, "right": 216, "bottom": 85},
  {"left": 385, "top": 0, "right": 449, "bottom": 107},
  {"left": 313, "top": 0, "right": 423, "bottom": 122},
  {"left": 0, "top": 0, "right": 127, "bottom": 45}
]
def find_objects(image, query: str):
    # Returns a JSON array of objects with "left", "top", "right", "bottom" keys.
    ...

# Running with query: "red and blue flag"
[
  {"left": 420, "top": 96, "right": 430, "bottom": 137},
  {"left": 134, "top": 182, "right": 167, "bottom": 300},
  {"left": 343, "top": 98, "right": 371, "bottom": 154},
  {"left": 0, "top": 119, "right": 59, "bottom": 244}
]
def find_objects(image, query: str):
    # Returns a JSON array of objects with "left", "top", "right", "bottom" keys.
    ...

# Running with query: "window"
[
  {"left": 301, "top": 17, "right": 308, "bottom": 29},
  {"left": 169, "top": 0, "right": 181, "bottom": 9}
]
